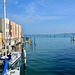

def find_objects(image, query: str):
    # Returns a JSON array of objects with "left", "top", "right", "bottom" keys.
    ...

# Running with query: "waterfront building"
[
  {"left": 9, "top": 20, "right": 16, "bottom": 45},
  {"left": 0, "top": 17, "right": 22, "bottom": 46},
  {"left": 0, "top": 18, "right": 9, "bottom": 45},
  {"left": 15, "top": 24, "right": 18, "bottom": 38},
  {"left": 15, "top": 24, "right": 18, "bottom": 44},
  {"left": 0, "top": 31, "right": 3, "bottom": 49},
  {"left": 18, "top": 25, "right": 21, "bottom": 42}
]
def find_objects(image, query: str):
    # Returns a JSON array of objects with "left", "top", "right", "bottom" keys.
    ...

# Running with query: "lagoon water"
[
  {"left": 21, "top": 35, "right": 75, "bottom": 75},
  {"left": 0, "top": 34, "right": 75, "bottom": 75}
]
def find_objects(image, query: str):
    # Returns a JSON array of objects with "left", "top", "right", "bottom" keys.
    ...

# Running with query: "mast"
[{"left": 4, "top": 0, "right": 7, "bottom": 57}]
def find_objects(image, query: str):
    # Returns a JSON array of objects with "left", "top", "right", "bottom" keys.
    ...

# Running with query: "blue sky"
[{"left": 0, "top": 0, "right": 75, "bottom": 34}]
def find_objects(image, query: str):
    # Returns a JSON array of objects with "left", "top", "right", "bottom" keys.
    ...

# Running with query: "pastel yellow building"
[{"left": 0, "top": 31, "right": 3, "bottom": 48}]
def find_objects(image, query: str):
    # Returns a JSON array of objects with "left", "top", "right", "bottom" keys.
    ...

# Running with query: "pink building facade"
[
  {"left": 18, "top": 25, "right": 21, "bottom": 42},
  {"left": 18, "top": 25, "right": 21, "bottom": 39},
  {"left": 9, "top": 21, "right": 16, "bottom": 45}
]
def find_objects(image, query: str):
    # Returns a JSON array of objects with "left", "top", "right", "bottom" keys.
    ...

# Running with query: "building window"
[
  {"left": 6, "top": 23, "right": 8, "bottom": 29},
  {"left": 8, "top": 24, "right": 9, "bottom": 29},
  {"left": 6, "top": 32, "right": 7, "bottom": 37},
  {"left": 11, "top": 25, "right": 12, "bottom": 29}
]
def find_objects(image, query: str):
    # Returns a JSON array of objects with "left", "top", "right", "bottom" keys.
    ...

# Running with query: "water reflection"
[
  {"left": 34, "top": 44, "right": 36, "bottom": 50},
  {"left": 23, "top": 67, "right": 27, "bottom": 75},
  {"left": 30, "top": 43, "right": 33, "bottom": 51},
  {"left": 24, "top": 40, "right": 36, "bottom": 51},
  {"left": 0, "top": 65, "right": 4, "bottom": 74},
  {"left": 20, "top": 52, "right": 27, "bottom": 75}
]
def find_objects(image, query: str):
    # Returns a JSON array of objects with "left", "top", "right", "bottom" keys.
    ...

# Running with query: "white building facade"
[{"left": 0, "top": 18, "right": 9, "bottom": 45}]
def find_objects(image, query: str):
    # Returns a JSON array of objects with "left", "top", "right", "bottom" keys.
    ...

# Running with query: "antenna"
[
  {"left": 8, "top": 0, "right": 12, "bottom": 21},
  {"left": 4, "top": 0, "right": 7, "bottom": 57}
]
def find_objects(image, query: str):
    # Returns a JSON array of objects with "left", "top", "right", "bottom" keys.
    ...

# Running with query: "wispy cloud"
[
  {"left": 6, "top": 0, "right": 75, "bottom": 34},
  {"left": 36, "top": 16, "right": 62, "bottom": 20},
  {"left": 24, "top": 2, "right": 36, "bottom": 16},
  {"left": 13, "top": 0, "right": 63, "bottom": 24},
  {"left": 13, "top": 14, "right": 62, "bottom": 24}
]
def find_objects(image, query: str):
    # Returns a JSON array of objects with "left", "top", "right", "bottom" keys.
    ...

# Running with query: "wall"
[
  {"left": 0, "top": 18, "right": 9, "bottom": 45},
  {"left": 18, "top": 25, "right": 21, "bottom": 39},
  {"left": 9, "top": 21, "right": 16, "bottom": 39},
  {"left": 9, "top": 21, "right": 16, "bottom": 45},
  {"left": 0, "top": 33, "right": 2, "bottom": 47},
  {"left": 15, "top": 24, "right": 18, "bottom": 38}
]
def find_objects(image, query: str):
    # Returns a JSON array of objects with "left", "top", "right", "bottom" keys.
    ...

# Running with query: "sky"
[{"left": 0, "top": 0, "right": 75, "bottom": 34}]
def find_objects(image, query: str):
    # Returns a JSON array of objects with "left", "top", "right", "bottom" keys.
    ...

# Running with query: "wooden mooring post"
[
  {"left": 22, "top": 42, "right": 26, "bottom": 68},
  {"left": 23, "top": 48, "right": 26, "bottom": 67},
  {"left": 30, "top": 37, "right": 32, "bottom": 44},
  {"left": 73, "top": 37, "right": 75, "bottom": 41},
  {"left": 34, "top": 38, "right": 36, "bottom": 45}
]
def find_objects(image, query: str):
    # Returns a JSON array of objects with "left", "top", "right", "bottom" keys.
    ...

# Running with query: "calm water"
[
  {"left": 21, "top": 35, "right": 75, "bottom": 75},
  {"left": 0, "top": 35, "right": 75, "bottom": 75}
]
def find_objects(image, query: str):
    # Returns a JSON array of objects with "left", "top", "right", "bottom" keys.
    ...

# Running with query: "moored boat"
[{"left": 5, "top": 66, "right": 20, "bottom": 75}]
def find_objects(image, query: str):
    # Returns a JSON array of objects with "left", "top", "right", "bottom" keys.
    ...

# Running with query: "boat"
[
  {"left": 5, "top": 66, "right": 20, "bottom": 75},
  {"left": 8, "top": 52, "right": 21, "bottom": 66}
]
